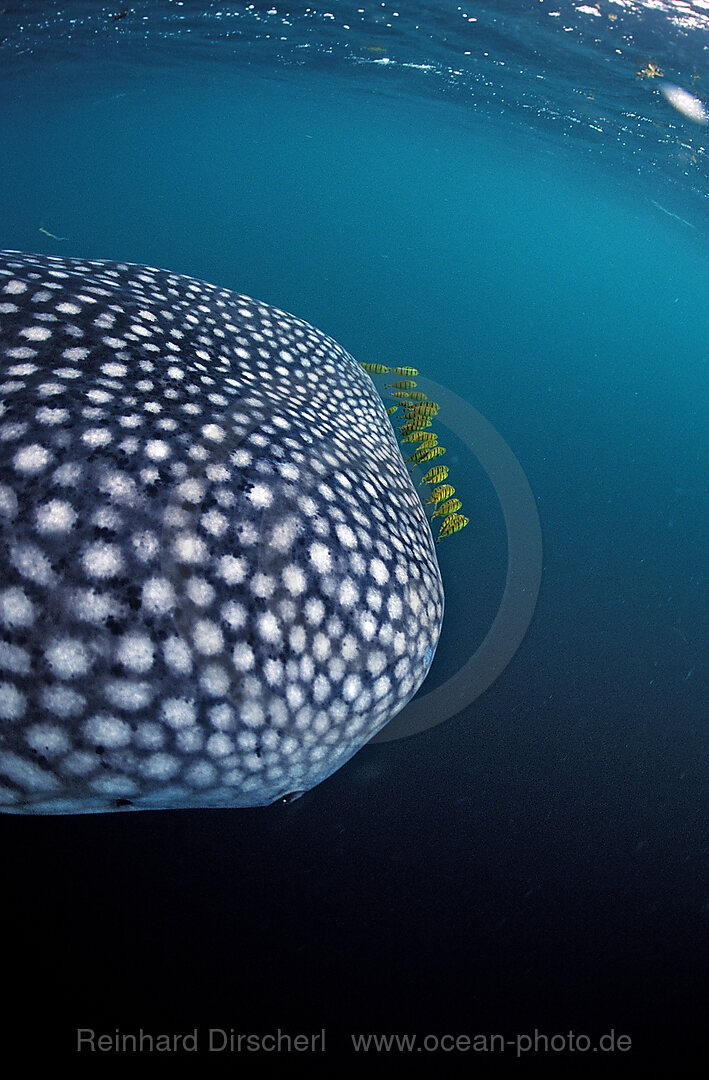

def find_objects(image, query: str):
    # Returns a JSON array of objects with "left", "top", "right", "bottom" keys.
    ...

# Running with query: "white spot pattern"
[{"left": 0, "top": 250, "right": 443, "bottom": 815}]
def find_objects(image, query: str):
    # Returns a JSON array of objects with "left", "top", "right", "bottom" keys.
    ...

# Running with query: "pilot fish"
[
  {"left": 436, "top": 512, "right": 469, "bottom": 542},
  {"left": 0, "top": 251, "right": 444, "bottom": 814}
]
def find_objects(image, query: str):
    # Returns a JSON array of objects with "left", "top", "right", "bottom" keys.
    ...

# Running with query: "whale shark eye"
[
  {"left": 422, "top": 640, "right": 438, "bottom": 671},
  {"left": 274, "top": 790, "right": 304, "bottom": 805}
]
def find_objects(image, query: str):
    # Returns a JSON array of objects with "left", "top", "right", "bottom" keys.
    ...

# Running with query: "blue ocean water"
[{"left": 1, "top": 0, "right": 707, "bottom": 1065}]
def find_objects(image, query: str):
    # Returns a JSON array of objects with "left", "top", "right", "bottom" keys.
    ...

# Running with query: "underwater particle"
[
  {"left": 38, "top": 227, "right": 68, "bottom": 241},
  {"left": 637, "top": 61, "right": 663, "bottom": 79},
  {"left": 659, "top": 83, "right": 708, "bottom": 124}
]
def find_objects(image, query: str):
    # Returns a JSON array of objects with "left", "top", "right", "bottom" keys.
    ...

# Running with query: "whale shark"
[{"left": 0, "top": 250, "right": 443, "bottom": 813}]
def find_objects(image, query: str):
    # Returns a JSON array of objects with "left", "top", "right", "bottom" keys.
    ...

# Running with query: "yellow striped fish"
[
  {"left": 403, "top": 415, "right": 439, "bottom": 429},
  {"left": 425, "top": 484, "right": 456, "bottom": 505},
  {"left": 403, "top": 410, "right": 439, "bottom": 423},
  {"left": 431, "top": 497, "right": 462, "bottom": 520},
  {"left": 399, "top": 418, "right": 433, "bottom": 436},
  {"left": 359, "top": 362, "right": 390, "bottom": 374},
  {"left": 392, "top": 366, "right": 418, "bottom": 377},
  {"left": 404, "top": 400, "right": 439, "bottom": 415},
  {"left": 405, "top": 445, "right": 446, "bottom": 467},
  {"left": 387, "top": 380, "right": 417, "bottom": 390},
  {"left": 404, "top": 391, "right": 429, "bottom": 402},
  {"left": 400, "top": 414, "right": 431, "bottom": 425},
  {"left": 419, "top": 465, "right": 450, "bottom": 486},
  {"left": 400, "top": 431, "right": 438, "bottom": 445},
  {"left": 436, "top": 513, "right": 469, "bottom": 542},
  {"left": 386, "top": 405, "right": 399, "bottom": 415}
]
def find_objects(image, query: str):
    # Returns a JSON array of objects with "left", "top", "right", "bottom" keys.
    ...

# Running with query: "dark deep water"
[{"left": 1, "top": 0, "right": 708, "bottom": 1066}]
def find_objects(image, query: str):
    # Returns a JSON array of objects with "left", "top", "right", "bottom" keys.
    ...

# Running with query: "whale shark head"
[{"left": 0, "top": 251, "right": 444, "bottom": 813}]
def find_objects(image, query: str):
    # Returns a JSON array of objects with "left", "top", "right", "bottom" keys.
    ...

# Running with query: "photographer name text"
[{"left": 77, "top": 1028, "right": 325, "bottom": 1053}]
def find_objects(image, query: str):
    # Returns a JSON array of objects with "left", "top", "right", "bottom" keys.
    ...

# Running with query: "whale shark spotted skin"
[{"left": 0, "top": 251, "right": 443, "bottom": 814}]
